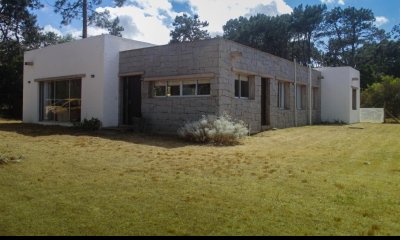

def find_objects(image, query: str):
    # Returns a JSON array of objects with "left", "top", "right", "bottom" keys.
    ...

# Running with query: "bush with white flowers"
[{"left": 178, "top": 113, "right": 249, "bottom": 145}]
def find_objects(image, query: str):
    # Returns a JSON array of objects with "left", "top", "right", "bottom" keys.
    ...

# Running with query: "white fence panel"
[{"left": 360, "top": 108, "right": 384, "bottom": 123}]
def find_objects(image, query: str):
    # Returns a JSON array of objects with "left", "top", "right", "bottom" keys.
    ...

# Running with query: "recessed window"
[
  {"left": 197, "top": 79, "right": 211, "bottom": 96},
  {"left": 153, "top": 79, "right": 211, "bottom": 97},
  {"left": 278, "top": 81, "right": 290, "bottom": 110},
  {"left": 154, "top": 81, "right": 166, "bottom": 97},
  {"left": 183, "top": 80, "right": 197, "bottom": 96},
  {"left": 352, "top": 88, "right": 358, "bottom": 110},
  {"left": 296, "top": 85, "right": 306, "bottom": 110},
  {"left": 235, "top": 74, "right": 251, "bottom": 99},
  {"left": 39, "top": 79, "right": 81, "bottom": 123},
  {"left": 313, "top": 87, "right": 318, "bottom": 110}
]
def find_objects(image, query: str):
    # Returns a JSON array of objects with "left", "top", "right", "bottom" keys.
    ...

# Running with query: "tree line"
[{"left": 1, "top": 1, "right": 399, "bottom": 118}]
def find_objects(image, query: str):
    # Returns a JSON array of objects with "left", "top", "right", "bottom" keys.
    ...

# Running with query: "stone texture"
[{"left": 119, "top": 38, "right": 322, "bottom": 134}]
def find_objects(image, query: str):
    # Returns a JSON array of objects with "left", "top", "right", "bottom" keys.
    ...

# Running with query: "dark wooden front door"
[
  {"left": 122, "top": 76, "right": 142, "bottom": 125},
  {"left": 261, "top": 78, "right": 271, "bottom": 126}
]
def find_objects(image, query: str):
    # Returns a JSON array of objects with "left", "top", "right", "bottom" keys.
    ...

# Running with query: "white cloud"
[
  {"left": 45, "top": 0, "right": 294, "bottom": 45},
  {"left": 182, "top": 0, "right": 293, "bottom": 34},
  {"left": 96, "top": 0, "right": 176, "bottom": 44},
  {"left": 320, "top": 0, "right": 345, "bottom": 5},
  {"left": 375, "top": 16, "right": 389, "bottom": 26},
  {"left": 42, "top": 25, "right": 63, "bottom": 36}
]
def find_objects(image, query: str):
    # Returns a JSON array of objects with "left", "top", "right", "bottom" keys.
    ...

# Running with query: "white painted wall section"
[
  {"left": 23, "top": 35, "right": 154, "bottom": 127},
  {"left": 102, "top": 35, "right": 154, "bottom": 127},
  {"left": 317, "top": 67, "right": 360, "bottom": 124},
  {"left": 23, "top": 36, "right": 106, "bottom": 124}
]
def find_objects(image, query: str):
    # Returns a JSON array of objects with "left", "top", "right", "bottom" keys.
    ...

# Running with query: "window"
[
  {"left": 312, "top": 87, "right": 318, "bottom": 110},
  {"left": 167, "top": 80, "right": 181, "bottom": 96},
  {"left": 278, "top": 81, "right": 290, "bottom": 110},
  {"left": 235, "top": 74, "right": 250, "bottom": 98},
  {"left": 183, "top": 80, "right": 197, "bottom": 96},
  {"left": 296, "top": 85, "right": 306, "bottom": 110},
  {"left": 153, "top": 80, "right": 211, "bottom": 97},
  {"left": 154, "top": 81, "right": 166, "bottom": 97},
  {"left": 39, "top": 79, "right": 81, "bottom": 123},
  {"left": 352, "top": 88, "right": 358, "bottom": 110},
  {"left": 197, "top": 79, "right": 211, "bottom": 96}
]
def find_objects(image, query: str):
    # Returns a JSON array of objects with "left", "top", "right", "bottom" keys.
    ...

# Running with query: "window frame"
[
  {"left": 296, "top": 84, "right": 306, "bottom": 110},
  {"left": 39, "top": 78, "right": 82, "bottom": 123},
  {"left": 312, "top": 87, "right": 318, "bottom": 110},
  {"left": 235, "top": 74, "right": 250, "bottom": 99},
  {"left": 352, "top": 88, "right": 358, "bottom": 110},
  {"left": 153, "top": 79, "right": 211, "bottom": 98}
]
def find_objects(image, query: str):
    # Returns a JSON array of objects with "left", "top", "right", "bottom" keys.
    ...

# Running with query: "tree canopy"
[
  {"left": 54, "top": 0, "right": 125, "bottom": 38},
  {"left": 170, "top": 14, "right": 211, "bottom": 43}
]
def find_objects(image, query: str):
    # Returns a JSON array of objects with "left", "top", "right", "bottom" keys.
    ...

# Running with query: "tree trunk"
[{"left": 82, "top": 0, "right": 88, "bottom": 38}]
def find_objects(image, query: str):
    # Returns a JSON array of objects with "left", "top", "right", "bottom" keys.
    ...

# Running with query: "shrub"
[
  {"left": 178, "top": 113, "right": 249, "bottom": 145},
  {"left": 73, "top": 118, "right": 102, "bottom": 131}
]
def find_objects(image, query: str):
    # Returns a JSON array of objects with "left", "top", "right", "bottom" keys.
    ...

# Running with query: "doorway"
[
  {"left": 121, "top": 75, "right": 142, "bottom": 125},
  {"left": 261, "top": 78, "right": 271, "bottom": 126}
]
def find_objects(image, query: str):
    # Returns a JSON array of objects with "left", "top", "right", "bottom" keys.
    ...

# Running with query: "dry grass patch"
[{"left": 0, "top": 120, "right": 399, "bottom": 235}]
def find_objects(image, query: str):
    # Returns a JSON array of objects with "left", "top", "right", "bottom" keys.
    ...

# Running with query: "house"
[{"left": 23, "top": 35, "right": 360, "bottom": 134}]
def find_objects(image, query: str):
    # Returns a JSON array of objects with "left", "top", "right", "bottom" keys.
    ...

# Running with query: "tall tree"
[
  {"left": 54, "top": 0, "right": 126, "bottom": 38},
  {"left": 321, "top": 7, "right": 383, "bottom": 67},
  {"left": 170, "top": 14, "right": 211, "bottom": 43},
  {"left": 223, "top": 14, "right": 293, "bottom": 60},
  {"left": 0, "top": 0, "right": 43, "bottom": 118},
  {"left": 391, "top": 24, "right": 400, "bottom": 40},
  {"left": 290, "top": 4, "right": 326, "bottom": 64}
]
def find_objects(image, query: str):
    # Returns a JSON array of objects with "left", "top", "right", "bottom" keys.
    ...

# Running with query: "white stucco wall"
[
  {"left": 23, "top": 36, "right": 106, "bottom": 125},
  {"left": 317, "top": 67, "right": 360, "bottom": 124},
  {"left": 102, "top": 35, "right": 154, "bottom": 126},
  {"left": 23, "top": 35, "right": 153, "bottom": 127}
]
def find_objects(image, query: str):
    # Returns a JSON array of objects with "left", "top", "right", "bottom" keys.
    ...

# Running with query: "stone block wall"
[
  {"left": 218, "top": 39, "right": 321, "bottom": 132},
  {"left": 119, "top": 38, "right": 322, "bottom": 134},
  {"left": 120, "top": 39, "right": 220, "bottom": 133}
]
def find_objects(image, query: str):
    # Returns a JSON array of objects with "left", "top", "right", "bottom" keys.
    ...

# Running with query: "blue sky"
[{"left": 35, "top": 0, "right": 400, "bottom": 44}]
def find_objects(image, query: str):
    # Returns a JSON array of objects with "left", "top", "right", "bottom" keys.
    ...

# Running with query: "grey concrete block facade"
[{"left": 119, "top": 38, "right": 321, "bottom": 134}]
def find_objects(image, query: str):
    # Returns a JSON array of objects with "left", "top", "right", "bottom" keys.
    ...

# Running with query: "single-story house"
[{"left": 23, "top": 35, "right": 360, "bottom": 134}]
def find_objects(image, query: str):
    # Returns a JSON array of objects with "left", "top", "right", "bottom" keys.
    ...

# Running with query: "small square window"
[
  {"left": 197, "top": 80, "right": 211, "bottom": 96},
  {"left": 154, "top": 81, "right": 166, "bottom": 97},
  {"left": 183, "top": 80, "right": 196, "bottom": 96},
  {"left": 167, "top": 81, "right": 181, "bottom": 96}
]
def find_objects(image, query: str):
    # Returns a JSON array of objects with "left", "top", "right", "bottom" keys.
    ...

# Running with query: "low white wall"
[{"left": 360, "top": 108, "right": 384, "bottom": 123}]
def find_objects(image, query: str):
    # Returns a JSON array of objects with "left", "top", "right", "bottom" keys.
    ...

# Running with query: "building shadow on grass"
[{"left": 0, "top": 121, "right": 192, "bottom": 149}]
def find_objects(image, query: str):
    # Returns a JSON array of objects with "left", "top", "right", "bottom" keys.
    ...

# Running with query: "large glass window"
[{"left": 40, "top": 79, "right": 81, "bottom": 123}]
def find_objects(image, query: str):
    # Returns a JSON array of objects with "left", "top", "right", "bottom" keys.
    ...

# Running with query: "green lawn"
[{"left": 0, "top": 120, "right": 399, "bottom": 236}]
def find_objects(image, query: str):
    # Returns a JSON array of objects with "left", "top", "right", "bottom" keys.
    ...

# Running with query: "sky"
[{"left": 35, "top": 0, "right": 400, "bottom": 45}]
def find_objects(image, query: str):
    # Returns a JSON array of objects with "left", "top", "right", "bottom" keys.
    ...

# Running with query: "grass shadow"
[{"left": 0, "top": 121, "right": 192, "bottom": 149}]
